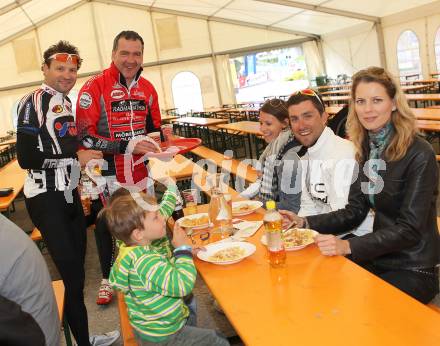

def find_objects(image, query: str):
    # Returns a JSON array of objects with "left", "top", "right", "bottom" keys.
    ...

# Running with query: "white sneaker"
[{"left": 89, "top": 330, "right": 120, "bottom": 346}]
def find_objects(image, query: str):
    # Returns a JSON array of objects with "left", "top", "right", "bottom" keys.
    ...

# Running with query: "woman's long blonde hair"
[{"left": 346, "top": 66, "right": 418, "bottom": 162}]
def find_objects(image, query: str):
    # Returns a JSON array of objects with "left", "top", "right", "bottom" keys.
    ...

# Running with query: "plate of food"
[
  {"left": 177, "top": 213, "right": 210, "bottom": 230},
  {"left": 197, "top": 241, "right": 256, "bottom": 265},
  {"left": 231, "top": 200, "right": 263, "bottom": 216},
  {"left": 261, "top": 228, "right": 318, "bottom": 251}
]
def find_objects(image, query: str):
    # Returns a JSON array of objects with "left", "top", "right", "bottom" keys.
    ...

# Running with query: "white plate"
[
  {"left": 197, "top": 241, "right": 256, "bottom": 265},
  {"left": 177, "top": 213, "right": 210, "bottom": 230},
  {"left": 261, "top": 228, "right": 318, "bottom": 251},
  {"left": 232, "top": 200, "right": 263, "bottom": 216},
  {"left": 145, "top": 146, "right": 180, "bottom": 159}
]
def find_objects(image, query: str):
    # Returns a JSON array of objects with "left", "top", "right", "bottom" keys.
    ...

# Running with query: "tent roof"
[{"left": 0, "top": 0, "right": 437, "bottom": 43}]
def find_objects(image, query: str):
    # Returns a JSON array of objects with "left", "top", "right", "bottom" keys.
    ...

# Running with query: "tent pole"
[
  {"left": 207, "top": 20, "right": 224, "bottom": 106},
  {"left": 375, "top": 21, "right": 387, "bottom": 69},
  {"left": 148, "top": 10, "right": 169, "bottom": 110},
  {"left": 316, "top": 39, "right": 327, "bottom": 77},
  {"left": 90, "top": 2, "right": 104, "bottom": 69}
]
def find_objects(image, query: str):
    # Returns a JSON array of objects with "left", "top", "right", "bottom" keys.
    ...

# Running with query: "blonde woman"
[{"left": 281, "top": 67, "right": 439, "bottom": 303}]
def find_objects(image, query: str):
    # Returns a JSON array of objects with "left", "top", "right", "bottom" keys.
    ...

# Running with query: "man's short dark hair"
[
  {"left": 113, "top": 30, "right": 144, "bottom": 52},
  {"left": 286, "top": 90, "right": 325, "bottom": 115},
  {"left": 43, "top": 40, "right": 82, "bottom": 69}
]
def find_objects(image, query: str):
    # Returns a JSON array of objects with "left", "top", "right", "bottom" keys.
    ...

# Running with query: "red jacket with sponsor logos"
[{"left": 76, "top": 63, "right": 161, "bottom": 185}]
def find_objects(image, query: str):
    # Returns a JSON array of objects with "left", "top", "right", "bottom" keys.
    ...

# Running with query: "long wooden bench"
[
  {"left": 52, "top": 280, "right": 73, "bottom": 346},
  {"left": 190, "top": 145, "right": 258, "bottom": 184},
  {"left": 30, "top": 227, "right": 42, "bottom": 241},
  {"left": 117, "top": 292, "right": 137, "bottom": 346}
]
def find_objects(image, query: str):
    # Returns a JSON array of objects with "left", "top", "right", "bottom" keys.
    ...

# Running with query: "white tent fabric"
[
  {"left": 1, "top": 0, "right": 438, "bottom": 43},
  {"left": 302, "top": 40, "right": 324, "bottom": 79}
]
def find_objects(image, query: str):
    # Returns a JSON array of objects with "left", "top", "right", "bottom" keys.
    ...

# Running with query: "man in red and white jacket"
[
  {"left": 76, "top": 30, "right": 161, "bottom": 186},
  {"left": 76, "top": 30, "right": 162, "bottom": 305}
]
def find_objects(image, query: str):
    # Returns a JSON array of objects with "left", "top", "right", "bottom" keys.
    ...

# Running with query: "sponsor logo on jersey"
[
  {"left": 82, "top": 137, "right": 94, "bottom": 148},
  {"left": 114, "top": 128, "right": 145, "bottom": 139},
  {"left": 111, "top": 90, "right": 125, "bottom": 99},
  {"left": 23, "top": 102, "right": 31, "bottom": 124},
  {"left": 112, "top": 82, "right": 123, "bottom": 89},
  {"left": 79, "top": 92, "right": 92, "bottom": 109},
  {"left": 95, "top": 139, "right": 110, "bottom": 150},
  {"left": 55, "top": 121, "right": 77, "bottom": 137},
  {"left": 133, "top": 90, "right": 145, "bottom": 98},
  {"left": 111, "top": 100, "right": 146, "bottom": 113},
  {"left": 52, "top": 104, "right": 64, "bottom": 114}
]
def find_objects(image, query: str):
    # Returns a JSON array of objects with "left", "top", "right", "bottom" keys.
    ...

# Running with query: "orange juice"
[{"left": 263, "top": 201, "right": 286, "bottom": 268}]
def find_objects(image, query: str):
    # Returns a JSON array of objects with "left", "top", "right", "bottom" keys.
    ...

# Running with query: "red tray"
[{"left": 160, "top": 138, "right": 202, "bottom": 155}]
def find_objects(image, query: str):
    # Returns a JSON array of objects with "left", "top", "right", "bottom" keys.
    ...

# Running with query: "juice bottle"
[{"left": 263, "top": 200, "right": 286, "bottom": 268}]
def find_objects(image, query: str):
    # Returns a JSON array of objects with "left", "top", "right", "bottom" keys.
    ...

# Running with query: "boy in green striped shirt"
[{"left": 104, "top": 185, "right": 228, "bottom": 346}]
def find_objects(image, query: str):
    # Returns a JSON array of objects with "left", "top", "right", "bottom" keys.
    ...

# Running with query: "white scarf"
[{"left": 258, "top": 129, "right": 293, "bottom": 202}]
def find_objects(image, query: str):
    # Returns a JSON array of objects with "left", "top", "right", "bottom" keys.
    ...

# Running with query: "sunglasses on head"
[
  {"left": 293, "top": 88, "right": 325, "bottom": 109},
  {"left": 48, "top": 53, "right": 79, "bottom": 65}
]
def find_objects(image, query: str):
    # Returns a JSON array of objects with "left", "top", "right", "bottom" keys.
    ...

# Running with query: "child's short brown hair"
[{"left": 100, "top": 189, "right": 157, "bottom": 245}]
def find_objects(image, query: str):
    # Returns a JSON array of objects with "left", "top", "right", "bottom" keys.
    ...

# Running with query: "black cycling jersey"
[{"left": 16, "top": 84, "right": 79, "bottom": 197}]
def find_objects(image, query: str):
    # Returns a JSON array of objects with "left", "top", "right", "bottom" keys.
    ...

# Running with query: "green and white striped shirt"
[{"left": 110, "top": 185, "right": 197, "bottom": 342}]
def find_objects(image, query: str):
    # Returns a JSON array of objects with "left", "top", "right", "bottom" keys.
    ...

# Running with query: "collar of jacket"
[
  {"left": 307, "top": 126, "right": 334, "bottom": 155},
  {"left": 109, "top": 62, "right": 143, "bottom": 89},
  {"left": 40, "top": 83, "right": 62, "bottom": 96}
]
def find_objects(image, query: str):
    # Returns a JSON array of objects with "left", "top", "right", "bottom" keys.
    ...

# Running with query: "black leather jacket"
[{"left": 307, "top": 136, "right": 440, "bottom": 270}]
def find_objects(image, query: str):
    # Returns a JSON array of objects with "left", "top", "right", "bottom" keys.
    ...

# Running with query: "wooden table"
[
  {"left": 0, "top": 138, "right": 16, "bottom": 147},
  {"left": 148, "top": 154, "right": 239, "bottom": 199},
  {"left": 323, "top": 94, "right": 440, "bottom": 107},
  {"left": 401, "top": 73, "right": 420, "bottom": 80},
  {"left": 161, "top": 115, "right": 178, "bottom": 123},
  {"left": 412, "top": 108, "right": 440, "bottom": 120},
  {"left": 320, "top": 89, "right": 350, "bottom": 96},
  {"left": 171, "top": 117, "right": 228, "bottom": 126},
  {"left": 217, "top": 121, "right": 263, "bottom": 159},
  {"left": 316, "top": 84, "right": 351, "bottom": 90},
  {"left": 171, "top": 117, "right": 228, "bottom": 147},
  {"left": 322, "top": 95, "right": 350, "bottom": 105},
  {"left": 325, "top": 106, "right": 344, "bottom": 115},
  {"left": 402, "top": 84, "right": 432, "bottom": 93},
  {"left": 217, "top": 121, "right": 262, "bottom": 136},
  {"left": 324, "top": 107, "right": 440, "bottom": 121},
  {"left": 0, "top": 160, "right": 26, "bottom": 215},
  {"left": 416, "top": 119, "right": 440, "bottom": 132},
  {"left": 148, "top": 154, "right": 196, "bottom": 181},
  {"left": 202, "top": 107, "right": 232, "bottom": 113},
  {"left": 193, "top": 204, "right": 440, "bottom": 346}
]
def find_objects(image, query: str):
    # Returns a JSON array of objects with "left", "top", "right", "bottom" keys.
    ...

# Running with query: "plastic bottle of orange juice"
[{"left": 264, "top": 200, "right": 286, "bottom": 267}]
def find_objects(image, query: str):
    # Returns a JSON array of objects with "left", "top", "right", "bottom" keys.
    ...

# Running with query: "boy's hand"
[{"left": 172, "top": 223, "right": 192, "bottom": 248}]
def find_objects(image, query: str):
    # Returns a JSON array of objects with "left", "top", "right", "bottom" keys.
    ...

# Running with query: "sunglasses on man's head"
[
  {"left": 48, "top": 53, "right": 79, "bottom": 65},
  {"left": 292, "top": 88, "right": 324, "bottom": 109}
]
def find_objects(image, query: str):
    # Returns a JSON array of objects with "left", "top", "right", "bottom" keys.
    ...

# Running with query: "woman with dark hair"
[
  {"left": 281, "top": 67, "right": 440, "bottom": 303},
  {"left": 240, "top": 98, "right": 302, "bottom": 212}
]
